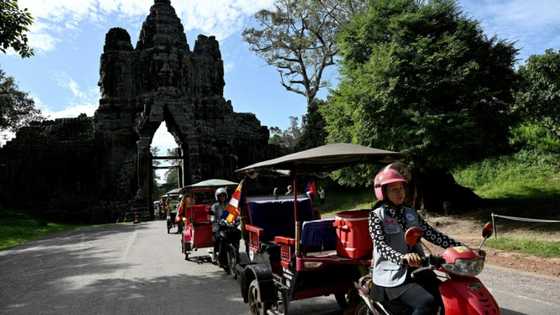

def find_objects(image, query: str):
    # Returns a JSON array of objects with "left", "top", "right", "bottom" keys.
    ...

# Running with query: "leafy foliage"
[
  {"left": 509, "top": 121, "right": 560, "bottom": 154},
  {"left": 296, "top": 100, "right": 326, "bottom": 150},
  {"left": 322, "top": 0, "right": 518, "bottom": 185},
  {"left": 453, "top": 149, "right": 560, "bottom": 199},
  {"left": 0, "top": 0, "right": 34, "bottom": 58},
  {"left": 515, "top": 49, "right": 560, "bottom": 139},
  {"left": 0, "top": 69, "right": 43, "bottom": 132},
  {"left": 268, "top": 116, "right": 304, "bottom": 149}
]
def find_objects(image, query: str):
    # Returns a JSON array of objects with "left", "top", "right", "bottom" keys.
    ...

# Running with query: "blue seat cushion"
[
  {"left": 247, "top": 196, "right": 313, "bottom": 242},
  {"left": 301, "top": 219, "right": 337, "bottom": 252}
]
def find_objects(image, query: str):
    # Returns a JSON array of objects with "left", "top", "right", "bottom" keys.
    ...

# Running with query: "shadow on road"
[
  {"left": 501, "top": 308, "right": 528, "bottom": 315},
  {"left": 0, "top": 222, "right": 345, "bottom": 315}
]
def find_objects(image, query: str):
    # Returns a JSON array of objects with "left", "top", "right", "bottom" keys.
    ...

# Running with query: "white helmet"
[{"left": 215, "top": 187, "right": 228, "bottom": 200}]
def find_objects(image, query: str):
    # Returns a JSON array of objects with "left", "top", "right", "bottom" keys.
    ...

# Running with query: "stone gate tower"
[
  {"left": 95, "top": 0, "right": 271, "bottom": 213},
  {"left": 0, "top": 0, "right": 274, "bottom": 222}
]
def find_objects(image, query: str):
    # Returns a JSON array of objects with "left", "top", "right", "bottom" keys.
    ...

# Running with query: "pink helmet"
[{"left": 374, "top": 166, "right": 407, "bottom": 201}]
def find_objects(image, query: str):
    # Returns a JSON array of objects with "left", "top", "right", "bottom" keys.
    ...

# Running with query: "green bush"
[{"left": 509, "top": 122, "right": 560, "bottom": 154}]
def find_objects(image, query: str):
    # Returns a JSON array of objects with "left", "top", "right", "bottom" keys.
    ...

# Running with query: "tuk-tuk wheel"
[{"left": 248, "top": 279, "right": 268, "bottom": 315}]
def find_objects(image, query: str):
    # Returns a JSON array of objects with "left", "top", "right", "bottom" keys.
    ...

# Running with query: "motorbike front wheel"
[
  {"left": 227, "top": 246, "right": 238, "bottom": 279},
  {"left": 355, "top": 301, "right": 373, "bottom": 315}
]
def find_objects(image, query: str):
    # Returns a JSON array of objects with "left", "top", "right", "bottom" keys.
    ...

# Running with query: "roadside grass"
[
  {"left": 453, "top": 150, "right": 560, "bottom": 200},
  {"left": 486, "top": 237, "right": 560, "bottom": 258},
  {"left": 0, "top": 209, "right": 82, "bottom": 250},
  {"left": 319, "top": 188, "right": 373, "bottom": 217}
]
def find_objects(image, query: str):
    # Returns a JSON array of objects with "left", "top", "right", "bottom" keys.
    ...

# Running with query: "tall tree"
[
  {"left": 0, "top": 0, "right": 34, "bottom": 58},
  {"left": 243, "top": 0, "right": 366, "bottom": 149},
  {"left": 0, "top": 69, "right": 43, "bottom": 132},
  {"left": 322, "top": 0, "right": 517, "bottom": 211},
  {"left": 516, "top": 49, "right": 560, "bottom": 139}
]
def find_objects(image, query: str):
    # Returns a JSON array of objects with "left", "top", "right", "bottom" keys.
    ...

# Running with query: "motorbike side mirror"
[
  {"left": 482, "top": 222, "right": 493, "bottom": 239},
  {"left": 405, "top": 227, "right": 424, "bottom": 246}
]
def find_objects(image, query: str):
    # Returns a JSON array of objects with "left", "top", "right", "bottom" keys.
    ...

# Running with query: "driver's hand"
[{"left": 403, "top": 253, "right": 422, "bottom": 267}]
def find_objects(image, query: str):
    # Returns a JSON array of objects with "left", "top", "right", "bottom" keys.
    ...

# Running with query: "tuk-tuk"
[
  {"left": 234, "top": 143, "right": 401, "bottom": 315},
  {"left": 180, "top": 179, "right": 240, "bottom": 273}
]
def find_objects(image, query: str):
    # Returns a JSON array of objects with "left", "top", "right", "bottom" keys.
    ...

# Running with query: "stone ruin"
[{"left": 0, "top": 0, "right": 279, "bottom": 222}]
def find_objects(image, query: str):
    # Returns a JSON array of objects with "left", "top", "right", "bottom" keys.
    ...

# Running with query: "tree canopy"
[
  {"left": 0, "top": 69, "right": 43, "bottom": 132},
  {"left": 516, "top": 49, "right": 560, "bottom": 139},
  {"left": 0, "top": 0, "right": 34, "bottom": 58},
  {"left": 244, "top": 0, "right": 366, "bottom": 150},
  {"left": 321, "top": 0, "right": 518, "bottom": 185},
  {"left": 243, "top": 0, "right": 353, "bottom": 106}
]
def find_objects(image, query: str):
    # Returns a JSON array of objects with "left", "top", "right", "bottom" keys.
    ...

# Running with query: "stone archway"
[{"left": 93, "top": 0, "right": 272, "bottom": 219}]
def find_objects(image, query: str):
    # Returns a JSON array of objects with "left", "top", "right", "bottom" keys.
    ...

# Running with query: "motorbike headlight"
[{"left": 442, "top": 257, "right": 484, "bottom": 277}]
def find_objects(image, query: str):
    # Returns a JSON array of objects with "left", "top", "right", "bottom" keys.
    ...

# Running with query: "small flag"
[{"left": 225, "top": 180, "right": 243, "bottom": 224}]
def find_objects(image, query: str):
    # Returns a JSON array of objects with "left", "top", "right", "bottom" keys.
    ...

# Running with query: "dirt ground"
[{"left": 425, "top": 214, "right": 560, "bottom": 278}]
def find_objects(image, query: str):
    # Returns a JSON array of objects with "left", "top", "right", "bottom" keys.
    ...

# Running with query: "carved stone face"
[{"left": 150, "top": 50, "right": 180, "bottom": 88}]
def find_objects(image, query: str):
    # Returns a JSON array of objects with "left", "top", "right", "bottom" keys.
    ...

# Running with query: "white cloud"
[
  {"left": 224, "top": 62, "right": 235, "bottom": 74},
  {"left": 32, "top": 75, "right": 100, "bottom": 119},
  {"left": 18, "top": 0, "right": 275, "bottom": 52},
  {"left": 0, "top": 130, "right": 16, "bottom": 147},
  {"left": 459, "top": 0, "right": 560, "bottom": 61},
  {"left": 44, "top": 104, "right": 98, "bottom": 119}
]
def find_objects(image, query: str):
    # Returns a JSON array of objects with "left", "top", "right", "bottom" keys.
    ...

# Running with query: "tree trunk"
[{"left": 409, "top": 167, "right": 482, "bottom": 215}]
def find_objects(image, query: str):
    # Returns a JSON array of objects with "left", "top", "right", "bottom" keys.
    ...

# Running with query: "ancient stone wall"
[{"left": 0, "top": 0, "right": 275, "bottom": 222}]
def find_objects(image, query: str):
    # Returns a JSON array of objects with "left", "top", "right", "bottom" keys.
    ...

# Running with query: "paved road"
[{"left": 1, "top": 221, "right": 559, "bottom": 315}]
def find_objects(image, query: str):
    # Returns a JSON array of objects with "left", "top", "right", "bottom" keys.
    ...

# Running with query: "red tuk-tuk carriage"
[
  {"left": 234, "top": 143, "right": 401, "bottom": 315},
  {"left": 180, "top": 179, "right": 238, "bottom": 262}
]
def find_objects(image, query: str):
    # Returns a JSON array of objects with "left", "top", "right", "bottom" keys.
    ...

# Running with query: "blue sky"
[{"left": 1, "top": 0, "right": 559, "bottom": 152}]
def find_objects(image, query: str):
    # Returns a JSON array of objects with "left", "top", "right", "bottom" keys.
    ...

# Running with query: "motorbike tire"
[
  {"left": 355, "top": 301, "right": 374, "bottom": 315},
  {"left": 227, "top": 246, "right": 238, "bottom": 279}
]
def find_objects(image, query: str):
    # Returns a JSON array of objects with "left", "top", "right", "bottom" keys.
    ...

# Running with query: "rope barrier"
[
  {"left": 491, "top": 212, "right": 560, "bottom": 239},
  {"left": 492, "top": 213, "right": 560, "bottom": 223}
]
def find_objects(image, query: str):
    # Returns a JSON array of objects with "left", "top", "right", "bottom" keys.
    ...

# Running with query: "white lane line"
[
  {"left": 122, "top": 229, "right": 138, "bottom": 261},
  {"left": 492, "top": 288, "right": 560, "bottom": 308}
]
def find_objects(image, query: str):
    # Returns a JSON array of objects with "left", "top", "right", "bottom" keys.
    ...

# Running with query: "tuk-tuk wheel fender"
[{"left": 241, "top": 264, "right": 274, "bottom": 303}]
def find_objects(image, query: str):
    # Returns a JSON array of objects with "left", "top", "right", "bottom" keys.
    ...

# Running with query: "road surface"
[{"left": 1, "top": 221, "right": 559, "bottom": 314}]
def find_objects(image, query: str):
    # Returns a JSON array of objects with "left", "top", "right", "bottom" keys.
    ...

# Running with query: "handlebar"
[{"left": 410, "top": 255, "right": 445, "bottom": 278}]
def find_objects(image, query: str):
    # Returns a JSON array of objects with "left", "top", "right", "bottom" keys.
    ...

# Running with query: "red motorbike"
[{"left": 355, "top": 223, "right": 500, "bottom": 315}]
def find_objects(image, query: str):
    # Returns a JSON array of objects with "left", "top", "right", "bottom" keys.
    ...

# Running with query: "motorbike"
[
  {"left": 215, "top": 219, "right": 242, "bottom": 278},
  {"left": 355, "top": 223, "right": 500, "bottom": 315},
  {"left": 166, "top": 211, "right": 177, "bottom": 234}
]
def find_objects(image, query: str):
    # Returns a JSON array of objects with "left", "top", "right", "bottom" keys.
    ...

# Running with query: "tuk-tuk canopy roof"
[
  {"left": 236, "top": 143, "right": 402, "bottom": 174},
  {"left": 185, "top": 179, "right": 239, "bottom": 188},
  {"left": 162, "top": 187, "right": 182, "bottom": 197}
]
